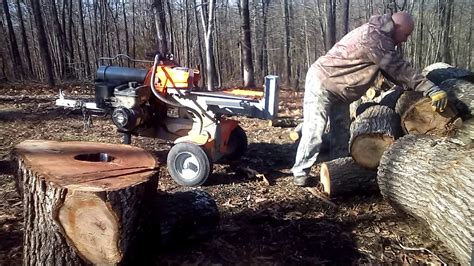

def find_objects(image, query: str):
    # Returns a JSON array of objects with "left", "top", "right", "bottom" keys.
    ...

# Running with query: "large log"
[
  {"left": 395, "top": 90, "right": 459, "bottom": 136},
  {"left": 377, "top": 135, "right": 473, "bottom": 266},
  {"left": 319, "top": 157, "right": 378, "bottom": 198},
  {"left": 438, "top": 78, "right": 474, "bottom": 120},
  {"left": 154, "top": 190, "right": 219, "bottom": 246},
  {"left": 13, "top": 140, "right": 159, "bottom": 265},
  {"left": 422, "top": 62, "right": 474, "bottom": 85},
  {"left": 349, "top": 105, "right": 402, "bottom": 169}
]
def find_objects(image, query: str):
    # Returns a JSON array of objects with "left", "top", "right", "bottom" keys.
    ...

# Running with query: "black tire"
[
  {"left": 167, "top": 142, "right": 213, "bottom": 186},
  {"left": 224, "top": 125, "right": 248, "bottom": 161}
]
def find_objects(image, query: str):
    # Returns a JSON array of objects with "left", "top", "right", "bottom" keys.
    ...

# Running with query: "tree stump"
[
  {"left": 349, "top": 105, "right": 402, "bottom": 169},
  {"left": 395, "top": 91, "right": 459, "bottom": 136},
  {"left": 438, "top": 78, "right": 474, "bottom": 120},
  {"left": 319, "top": 157, "right": 378, "bottom": 198},
  {"left": 13, "top": 140, "right": 159, "bottom": 265},
  {"left": 422, "top": 62, "right": 474, "bottom": 85},
  {"left": 377, "top": 135, "right": 473, "bottom": 266}
]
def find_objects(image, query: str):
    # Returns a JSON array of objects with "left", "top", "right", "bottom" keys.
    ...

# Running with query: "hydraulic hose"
[{"left": 149, "top": 54, "right": 204, "bottom": 133}]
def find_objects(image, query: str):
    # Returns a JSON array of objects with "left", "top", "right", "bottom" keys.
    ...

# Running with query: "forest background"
[{"left": 0, "top": 0, "right": 472, "bottom": 90}]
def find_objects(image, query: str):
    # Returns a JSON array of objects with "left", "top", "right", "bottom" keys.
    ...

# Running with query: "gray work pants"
[{"left": 291, "top": 71, "right": 347, "bottom": 177}]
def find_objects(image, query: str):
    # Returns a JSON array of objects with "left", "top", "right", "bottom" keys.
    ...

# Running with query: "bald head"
[{"left": 391, "top": 12, "right": 415, "bottom": 44}]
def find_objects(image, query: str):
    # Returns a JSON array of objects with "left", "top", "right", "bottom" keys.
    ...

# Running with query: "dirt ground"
[{"left": 0, "top": 82, "right": 459, "bottom": 265}]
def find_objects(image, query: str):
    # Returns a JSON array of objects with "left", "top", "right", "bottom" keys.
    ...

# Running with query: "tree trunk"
[
  {"left": 241, "top": 0, "right": 255, "bottom": 88},
  {"left": 377, "top": 135, "right": 473, "bottom": 266},
  {"left": 320, "top": 157, "right": 378, "bottom": 198},
  {"left": 16, "top": 0, "right": 33, "bottom": 76},
  {"left": 79, "top": 0, "right": 91, "bottom": 76},
  {"left": 3, "top": 0, "right": 24, "bottom": 79},
  {"left": 438, "top": 78, "right": 474, "bottom": 121},
  {"left": 13, "top": 140, "right": 159, "bottom": 265},
  {"left": 154, "top": 0, "right": 168, "bottom": 55},
  {"left": 154, "top": 190, "right": 219, "bottom": 246},
  {"left": 201, "top": 0, "right": 218, "bottom": 91},
  {"left": 329, "top": 103, "right": 351, "bottom": 160},
  {"left": 350, "top": 105, "right": 402, "bottom": 169},
  {"left": 30, "top": 0, "right": 55, "bottom": 86},
  {"left": 342, "top": 0, "right": 350, "bottom": 35},
  {"left": 282, "top": 0, "right": 291, "bottom": 85},
  {"left": 395, "top": 91, "right": 459, "bottom": 136},
  {"left": 326, "top": 0, "right": 336, "bottom": 49}
]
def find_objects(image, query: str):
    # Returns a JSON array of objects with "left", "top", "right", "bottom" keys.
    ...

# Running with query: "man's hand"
[{"left": 425, "top": 86, "right": 448, "bottom": 112}]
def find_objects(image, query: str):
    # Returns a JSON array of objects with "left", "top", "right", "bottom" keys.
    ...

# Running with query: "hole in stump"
[{"left": 74, "top": 153, "right": 115, "bottom": 162}]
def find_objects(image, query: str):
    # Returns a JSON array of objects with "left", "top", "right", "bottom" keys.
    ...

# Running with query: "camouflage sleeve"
[{"left": 364, "top": 34, "right": 435, "bottom": 92}]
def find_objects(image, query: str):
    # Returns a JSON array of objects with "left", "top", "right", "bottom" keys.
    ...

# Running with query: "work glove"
[{"left": 424, "top": 86, "right": 448, "bottom": 112}]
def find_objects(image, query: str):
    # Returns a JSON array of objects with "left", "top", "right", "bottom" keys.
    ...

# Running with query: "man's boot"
[{"left": 293, "top": 175, "right": 312, "bottom": 187}]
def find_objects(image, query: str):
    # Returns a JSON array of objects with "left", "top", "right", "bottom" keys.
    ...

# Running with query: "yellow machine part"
[{"left": 154, "top": 66, "right": 197, "bottom": 93}]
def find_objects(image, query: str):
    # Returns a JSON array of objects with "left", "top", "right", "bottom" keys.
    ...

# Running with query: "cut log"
[
  {"left": 377, "top": 135, "right": 473, "bottom": 266},
  {"left": 454, "top": 118, "right": 474, "bottom": 146},
  {"left": 13, "top": 140, "right": 159, "bottom": 265},
  {"left": 438, "top": 78, "right": 474, "bottom": 120},
  {"left": 154, "top": 190, "right": 219, "bottom": 246},
  {"left": 289, "top": 122, "right": 330, "bottom": 153},
  {"left": 395, "top": 90, "right": 459, "bottom": 136},
  {"left": 422, "top": 62, "right": 474, "bottom": 85},
  {"left": 350, "top": 105, "right": 402, "bottom": 169},
  {"left": 320, "top": 157, "right": 378, "bottom": 198}
]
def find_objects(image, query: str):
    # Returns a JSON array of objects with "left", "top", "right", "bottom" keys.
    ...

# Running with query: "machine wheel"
[
  {"left": 167, "top": 142, "right": 213, "bottom": 186},
  {"left": 224, "top": 125, "right": 248, "bottom": 161}
]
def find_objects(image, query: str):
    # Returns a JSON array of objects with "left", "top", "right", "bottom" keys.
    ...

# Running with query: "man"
[{"left": 292, "top": 12, "right": 448, "bottom": 186}]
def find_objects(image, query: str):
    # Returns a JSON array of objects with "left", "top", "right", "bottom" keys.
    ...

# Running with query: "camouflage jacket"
[{"left": 311, "top": 14, "right": 435, "bottom": 103}]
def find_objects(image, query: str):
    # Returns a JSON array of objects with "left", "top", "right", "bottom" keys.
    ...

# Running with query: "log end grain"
[
  {"left": 350, "top": 134, "right": 395, "bottom": 169},
  {"left": 58, "top": 191, "right": 122, "bottom": 264},
  {"left": 401, "top": 98, "right": 458, "bottom": 136}
]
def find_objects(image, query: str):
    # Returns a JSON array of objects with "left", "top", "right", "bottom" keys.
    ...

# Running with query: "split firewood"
[
  {"left": 288, "top": 122, "right": 330, "bottom": 153},
  {"left": 13, "top": 140, "right": 159, "bottom": 265},
  {"left": 319, "top": 157, "right": 378, "bottom": 198},
  {"left": 267, "top": 116, "right": 298, "bottom": 127},
  {"left": 350, "top": 105, "right": 402, "bottom": 169},
  {"left": 422, "top": 62, "right": 474, "bottom": 85},
  {"left": 377, "top": 135, "right": 473, "bottom": 266},
  {"left": 395, "top": 91, "right": 459, "bottom": 136}
]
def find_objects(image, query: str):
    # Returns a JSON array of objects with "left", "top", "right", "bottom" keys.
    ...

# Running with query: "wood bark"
[
  {"left": 438, "top": 78, "right": 474, "bottom": 120},
  {"left": 13, "top": 140, "right": 159, "bottom": 265},
  {"left": 329, "top": 103, "right": 350, "bottom": 160},
  {"left": 422, "top": 62, "right": 474, "bottom": 85},
  {"left": 154, "top": 190, "right": 219, "bottom": 246},
  {"left": 3, "top": 0, "right": 24, "bottom": 79},
  {"left": 30, "top": 0, "right": 55, "bottom": 86},
  {"left": 79, "top": 0, "right": 91, "bottom": 76},
  {"left": 454, "top": 118, "right": 474, "bottom": 146},
  {"left": 395, "top": 91, "right": 458, "bottom": 136},
  {"left": 350, "top": 105, "right": 402, "bottom": 169},
  {"left": 240, "top": 0, "right": 255, "bottom": 88},
  {"left": 377, "top": 135, "right": 473, "bottom": 266},
  {"left": 320, "top": 157, "right": 378, "bottom": 198},
  {"left": 15, "top": 0, "right": 33, "bottom": 76}
]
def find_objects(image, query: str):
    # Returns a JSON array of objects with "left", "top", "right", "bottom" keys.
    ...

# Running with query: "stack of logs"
[
  {"left": 13, "top": 140, "right": 219, "bottom": 265},
  {"left": 317, "top": 62, "right": 473, "bottom": 265}
]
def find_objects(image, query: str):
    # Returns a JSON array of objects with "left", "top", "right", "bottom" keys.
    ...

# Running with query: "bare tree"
[
  {"left": 3, "top": 0, "right": 24, "bottom": 79},
  {"left": 200, "top": 0, "right": 218, "bottom": 90},
  {"left": 326, "top": 0, "right": 336, "bottom": 49},
  {"left": 282, "top": 0, "right": 291, "bottom": 85},
  {"left": 29, "top": 0, "right": 55, "bottom": 86},
  {"left": 240, "top": 0, "right": 255, "bottom": 87},
  {"left": 15, "top": 0, "right": 33, "bottom": 76}
]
